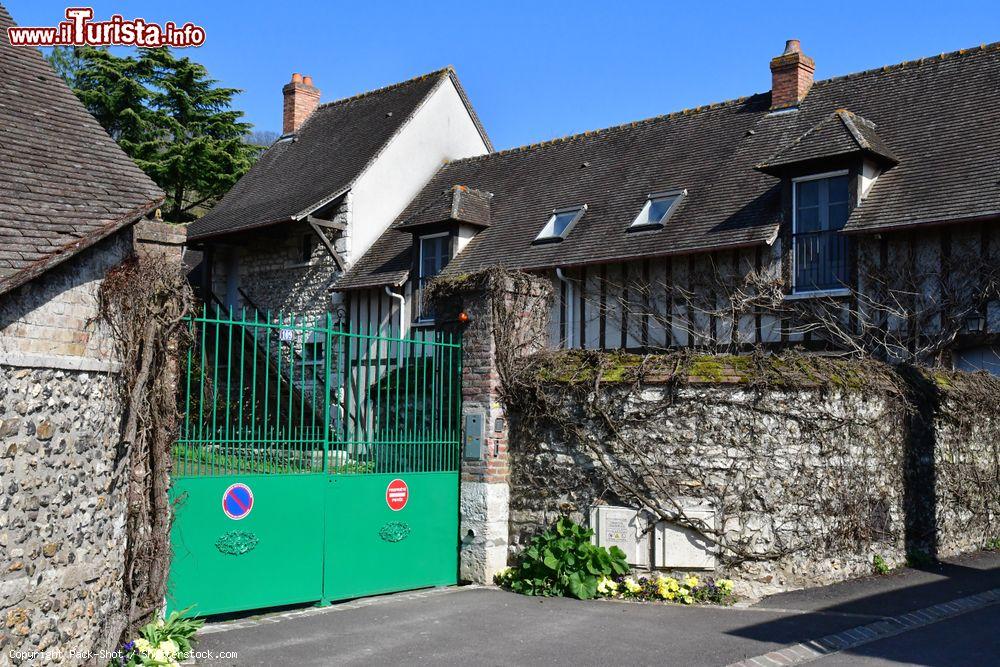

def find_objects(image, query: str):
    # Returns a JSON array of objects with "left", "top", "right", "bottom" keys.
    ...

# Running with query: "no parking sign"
[{"left": 222, "top": 483, "right": 254, "bottom": 520}]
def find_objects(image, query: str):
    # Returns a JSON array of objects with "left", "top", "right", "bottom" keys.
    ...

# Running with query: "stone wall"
[
  {"left": 0, "top": 367, "right": 123, "bottom": 664},
  {"left": 1, "top": 221, "right": 185, "bottom": 664},
  {"left": 0, "top": 233, "right": 130, "bottom": 372},
  {"left": 507, "top": 354, "right": 999, "bottom": 598},
  {"left": 430, "top": 270, "right": 553, "bottom": 584},
  {"left": 208, "top": 195, "right": 351, "bottom": 323}
]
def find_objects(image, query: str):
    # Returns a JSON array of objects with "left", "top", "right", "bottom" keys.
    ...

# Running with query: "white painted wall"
[{"left": 349, "top": 76, "right": 490, "bottom": 264}]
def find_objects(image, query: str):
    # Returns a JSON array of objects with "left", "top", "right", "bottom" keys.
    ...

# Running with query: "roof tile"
[{"left": 0, "top": 4, "right": 164, "bottom": 294}]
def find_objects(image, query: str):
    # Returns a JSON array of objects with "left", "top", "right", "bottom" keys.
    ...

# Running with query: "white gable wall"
[{"left": 349, "top": 76, "right": 490, "bottom": 263}]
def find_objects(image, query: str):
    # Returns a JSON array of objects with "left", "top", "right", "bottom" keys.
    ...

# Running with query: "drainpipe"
[
  {"left": 385, "top": 285, "right": 406, "bottom": 336},
  {"left": 555, "top": 268, "right": 574, "bottom": 348}
]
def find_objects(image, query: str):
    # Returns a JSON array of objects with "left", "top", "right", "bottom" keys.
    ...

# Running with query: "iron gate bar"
[{"left": 174, "top": 306, "right": 462, "bottom": 478}]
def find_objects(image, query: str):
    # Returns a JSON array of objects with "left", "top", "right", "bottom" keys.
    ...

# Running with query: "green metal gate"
[{"left": 167, "top": 305, "right": 462, "bottom": 616}]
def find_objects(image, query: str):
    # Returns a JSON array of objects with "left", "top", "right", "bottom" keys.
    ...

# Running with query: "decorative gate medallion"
[
  {"left": 215, "top": 530, "right": 259, "bottom": 555},
  {"left": 378, "top": 521, "right": 411, "bottom": 543}
]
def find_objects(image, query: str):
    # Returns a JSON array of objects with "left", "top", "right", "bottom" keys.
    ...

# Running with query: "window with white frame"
[
  {"left": 792, "top": 172, "right": 852, "bottom": 294},
  {"left": 534, "top": 205, "right": 587, "bottom": 243},
  {"left": 415, "top": 233, "right": 451, "bottom": 322},
  {"left": 630, "top": 190, "right": 686, "bottom": 229}
]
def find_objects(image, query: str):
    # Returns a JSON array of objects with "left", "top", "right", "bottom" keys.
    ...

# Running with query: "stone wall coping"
[
  {"left": 0, "top": 352, "right": 121, "bottom": 373},
  {"left": 135, "top": 220, "right": 187, "bottom": 246}
]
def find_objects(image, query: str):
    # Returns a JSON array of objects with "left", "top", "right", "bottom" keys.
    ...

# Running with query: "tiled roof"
[
  {"left": 0, "top": 4, "right": 164, "bottom": 295},
  {"left": 757, "top": 109, "right": 898, "bottom": 174},
  {"left": 187, "top": 68, "right": 492, "bottom": 241},
  {"left": 341, "top": 42, "right": 1000, "bottom": 289}
]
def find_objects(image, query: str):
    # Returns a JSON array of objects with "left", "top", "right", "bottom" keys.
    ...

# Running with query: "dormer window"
[
  {"left": 792, "top": 171, "right": 851, "bottom": 295},
  {"left": 534, "top": 205, "right": 587, "bottom": 243},
  {"left": 629, "top": 190, "right": 686, "bottom": 230}
]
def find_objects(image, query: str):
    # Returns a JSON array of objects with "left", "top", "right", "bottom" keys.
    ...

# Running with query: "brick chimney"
[
  {"left": 770, "top": 39, "right": 815, "bottom": 110},
  {"left": 282, "top": 73, "right": 320, "bottom": 134}
]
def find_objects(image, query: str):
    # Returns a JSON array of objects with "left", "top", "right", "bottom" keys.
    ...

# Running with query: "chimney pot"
[
  {"left": 282, "top": 73, "right": 320, "bottom": 134},
  {"left": 770, "top": 39, "right": 815, "bottom": 110},
  {"left": 782, "top": 39, "right": 801, "bottom": 55}
]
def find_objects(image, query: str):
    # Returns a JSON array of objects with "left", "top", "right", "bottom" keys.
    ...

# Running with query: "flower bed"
[
  {"left": 494, "top": 516, "right": 736, "bottom": 605},
  {"left": 598, "top": 574, "right": 735, "bottom": 605}
]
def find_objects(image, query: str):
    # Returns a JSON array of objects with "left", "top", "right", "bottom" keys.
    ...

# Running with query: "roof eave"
[
  {"left": 0, "top": 195, "right": 165, "bottom": 296},
  {"left": 755, "top": 148, "right": 897, "bottom": 177},
  {"left": 338, "top": 273, "right": 410, "bottom": 292},
  {"left": 843, "top": 211, "right": 1000, "bottom": 235},
  {"left": 186, "top": 214, "right": 297, "bottom": 243}
]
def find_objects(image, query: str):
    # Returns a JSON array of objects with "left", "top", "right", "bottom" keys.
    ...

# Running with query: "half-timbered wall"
[{"left": 545, "top": 223, "right": 999, "bottom": 359}]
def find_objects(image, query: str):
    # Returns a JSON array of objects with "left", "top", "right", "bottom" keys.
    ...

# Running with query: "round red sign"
[{"left": 386, "top": 478, "right": 408, "bottom": 511}]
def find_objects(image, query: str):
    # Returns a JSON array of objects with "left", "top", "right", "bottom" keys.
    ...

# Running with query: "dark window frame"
[{"left": 414, "top": 232, "right": 452, "bottom": 323}]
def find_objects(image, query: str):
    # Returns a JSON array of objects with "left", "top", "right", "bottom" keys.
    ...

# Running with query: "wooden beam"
[
  {"left": 306, "top": 215, "right": 347, "bottom": 231},
  {"left": 308, "top": 219, "right": 347, "bottom": 271}
]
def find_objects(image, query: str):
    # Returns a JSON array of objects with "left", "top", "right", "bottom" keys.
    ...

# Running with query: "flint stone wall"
[
  {"left": 509, "top": 363, "right": 999, "bottom": 598},
  {"left": 0, "top": 363, "right": 124, "bottom": 663},
  {"left": 1, "top": 222, "right": 184, "bottom": 665}
]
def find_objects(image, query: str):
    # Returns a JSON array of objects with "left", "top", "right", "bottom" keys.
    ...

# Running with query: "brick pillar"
[{"left": 434, "top": 272, "right": 551, "bottom": 583}]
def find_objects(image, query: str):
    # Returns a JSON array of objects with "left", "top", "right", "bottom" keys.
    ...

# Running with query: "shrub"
[
  {"left": 112, "top": 610, "right": 203, "bottom": 666},
  {"left": 497, "top": 516, "right": 629, "bottom": 599}
]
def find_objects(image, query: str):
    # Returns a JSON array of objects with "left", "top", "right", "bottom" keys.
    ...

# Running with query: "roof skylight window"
[
  {"left": 534, "top": 205, "right": 587, "bottom": 243},
  {"left": 629, "top": 189, "right": 687, "bottom": 230}
]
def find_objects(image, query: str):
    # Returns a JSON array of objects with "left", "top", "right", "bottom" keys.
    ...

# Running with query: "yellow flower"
[
  {"left": 596, "top": 576, "right": 619, "bottom": 596},
  {"left": 718, "top": 579, "right": 735, "bottom": 594},
  {"left": 158, "top": 639, "right": 180, "bottom": 658},
  {"left": 624, "top": 577, "right": 642, "bottom": 594},
  {"left": 134, "top": 638, "right": 152, "bottom": 653},
  {"left": 684, "top": 575, "right": 700, "bottom": 589}
]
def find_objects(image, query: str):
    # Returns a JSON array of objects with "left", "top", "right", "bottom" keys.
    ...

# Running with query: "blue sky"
[{"left": 8, "top": 1, "right": 1000, "bottom": 149}]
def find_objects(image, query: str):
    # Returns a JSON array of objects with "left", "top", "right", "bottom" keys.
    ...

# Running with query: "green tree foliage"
[{"left": 47, "top": 46, "right": 257, "bottom": 222}]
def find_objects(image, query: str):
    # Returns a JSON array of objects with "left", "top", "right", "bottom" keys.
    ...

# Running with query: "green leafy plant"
[
  {"left": 112, "top": 609, "right": 203, "bottom": 666},
  {"left": 873, "top": 554, "right": 890, "bottom": 575},
  {"left": 498, "top": 516, "right": 628, "bottom": 599},
  {"left": 984, "top": 537, "right": 1000, "bottom": 551}
]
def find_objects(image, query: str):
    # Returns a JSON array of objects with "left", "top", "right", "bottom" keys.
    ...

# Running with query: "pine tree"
[{"left": 47, "top": 46, "right": 258, "bottom": 223}]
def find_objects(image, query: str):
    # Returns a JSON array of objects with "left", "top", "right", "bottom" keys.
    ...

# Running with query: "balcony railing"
[{"left": 793, "top": 230, "right": 852, "bottom": 293}]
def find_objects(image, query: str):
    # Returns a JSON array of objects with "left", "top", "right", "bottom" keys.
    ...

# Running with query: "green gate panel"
[
  {"left": 168, "top": 474, "right": 325, "bottom": 616},
  {"left": 168, "top": 309, "right": 463, "bottom": 617},
  {"left": 323, "top": 472, "right": 458, "bottom": 602}
]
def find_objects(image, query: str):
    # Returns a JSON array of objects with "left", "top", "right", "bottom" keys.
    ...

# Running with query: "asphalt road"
[{"left": 193, "top": 551, "right": 1000, "bottom": 666}]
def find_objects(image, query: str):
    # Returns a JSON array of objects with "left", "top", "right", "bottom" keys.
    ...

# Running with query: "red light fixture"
[{"left": 458, "top": 312, "right": 470, "bottom": 323}]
